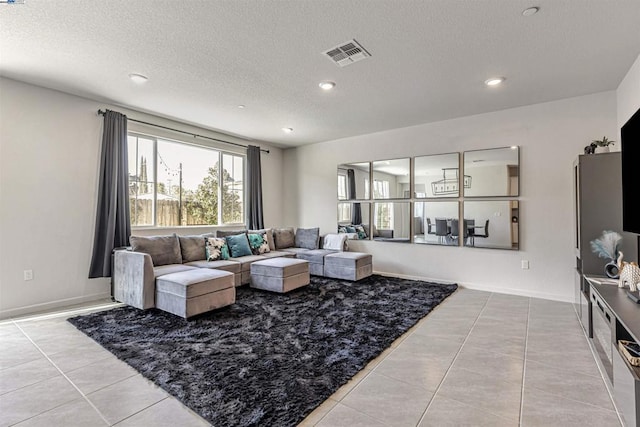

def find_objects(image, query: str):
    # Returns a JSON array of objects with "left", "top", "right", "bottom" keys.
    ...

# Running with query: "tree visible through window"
[
  {"left": 373, "top": 179, "right": 392, "bottom": 229},
  {"left": 128, "top": 134, "right": 244, "bottom": 227}
]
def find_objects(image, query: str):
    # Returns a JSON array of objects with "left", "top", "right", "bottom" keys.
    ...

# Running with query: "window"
[{"left": 128, "top": 133, "right": 244, "bottom": 227}]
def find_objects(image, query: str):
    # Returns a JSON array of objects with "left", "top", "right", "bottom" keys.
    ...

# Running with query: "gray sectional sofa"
[{"left": 113, "top": 227, "right": 373, "bottom": 312}]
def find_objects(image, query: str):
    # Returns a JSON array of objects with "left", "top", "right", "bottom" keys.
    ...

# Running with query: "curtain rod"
[{"left": 97, "top": 109, "right": 269, "bottom": 153}]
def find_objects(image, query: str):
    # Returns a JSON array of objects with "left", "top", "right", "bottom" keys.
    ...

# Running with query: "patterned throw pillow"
[
  {"left": 354, "top": 224, "right": 367, "bottom": 240},
  {"left": 205, "top": 237, "right": 230, "bottom": 261},
  {"left": 338, "top": 225, "right": 347, "bottom": 233},
  {"left": 248, "top": 232, "right": 270, "bottom": 255}
]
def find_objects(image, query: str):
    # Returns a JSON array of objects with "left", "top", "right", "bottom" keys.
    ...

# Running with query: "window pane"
[
  {"left": 127, "top": 135, "right": 155, "bottom": 226},
  {"left": 222, "top": 153, "right": 244, "bottom": 224},
  {"left": 157, "top": 139, "right": 220, "bottom": 226}
]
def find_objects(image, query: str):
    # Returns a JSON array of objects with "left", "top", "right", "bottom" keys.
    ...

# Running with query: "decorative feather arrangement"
[{"left": 590, "top": 230, "right": 622, "bottom": 261}]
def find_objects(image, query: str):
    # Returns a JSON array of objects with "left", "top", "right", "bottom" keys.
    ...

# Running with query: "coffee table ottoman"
[
  {"left": 155, "top": 268, "right": 235, "bottom": 319},
  {"left": 324, "top": 252, "right": 373, "bottom": 281},
  {"left": 250, "top": 258, "right": 310, "bottom": 293}
]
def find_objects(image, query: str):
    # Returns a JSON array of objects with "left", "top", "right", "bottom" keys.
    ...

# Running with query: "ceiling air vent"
[{"left": 323, "top": 39, "right": 371, "bottom": 67}]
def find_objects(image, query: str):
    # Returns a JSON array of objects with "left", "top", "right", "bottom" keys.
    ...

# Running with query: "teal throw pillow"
[
  {"left": 205, "top": 237, "right": 230, "bottom": 261},
  {"left": 354, "top": 224, "right": 367, "bottom": 239},
  {"left": 345, "top": 225, "right": 356, "bottom": 233},
  {"left": 226, "top": 233, "right": 253, "bottom": 258}
]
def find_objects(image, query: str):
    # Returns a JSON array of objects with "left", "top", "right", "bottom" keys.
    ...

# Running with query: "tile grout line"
[
  {"left": 414, "top": 293, "right": 493, "bottom": 426},
  {"left": 518, "top": 297, "right": 531, "bottom": 427},
  {"left": 13, "top": 319, "right": 113, "bottom": 426}
]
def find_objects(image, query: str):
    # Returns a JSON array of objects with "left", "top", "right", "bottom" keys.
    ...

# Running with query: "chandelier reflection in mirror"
[{"left": 431, "top": 168, "right": 471, "bottom": 196}]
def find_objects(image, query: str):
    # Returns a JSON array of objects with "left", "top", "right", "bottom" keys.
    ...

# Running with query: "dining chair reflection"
[{"left": 435, "top": 218, "right": 449, "bottom": 244}]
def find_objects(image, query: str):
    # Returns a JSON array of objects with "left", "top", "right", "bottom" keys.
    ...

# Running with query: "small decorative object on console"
[
  {"left": 619, "top": 340, "right": 640, "bottom": 366},
  {"left": 590, "top": 230, "right": 623, "bottom": 279},
  {"left": 618, "top": 251, "right": 640, "bottom": 292}
]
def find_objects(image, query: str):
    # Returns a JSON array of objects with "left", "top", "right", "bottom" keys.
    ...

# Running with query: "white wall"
[
  {"left": 0, "top": 78, "right": 284, "bottom": 318},
  {"left": 617, "top": 53, "right": 640, "bottom": 130},
  {"left": 283, "top": 91, "right": 618, "bottom": 302}
]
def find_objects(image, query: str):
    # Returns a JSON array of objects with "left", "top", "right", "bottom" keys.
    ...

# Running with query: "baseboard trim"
[
  {"left": 0, "top": 292, "right": 112, "bottom": 320},
  {"left": 372, "top": 270, "right": 573, "bottom": 303}
]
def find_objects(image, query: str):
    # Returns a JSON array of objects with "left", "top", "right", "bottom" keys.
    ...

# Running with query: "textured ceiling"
[{"left": 1, "top": 0, "right": 639, "bottom": 147}]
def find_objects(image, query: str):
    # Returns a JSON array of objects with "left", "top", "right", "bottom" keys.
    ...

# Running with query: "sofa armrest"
[{"left": 114, "top": 250, "right": 155, "bottom": 309}]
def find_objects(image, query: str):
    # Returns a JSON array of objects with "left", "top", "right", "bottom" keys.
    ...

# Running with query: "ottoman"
[
  {"left": 296, "top": 249, "right": 337, "bottom": 276},
  {"left": 250, "top": 258, "right": 310, "bottom": 293},
  {"left": 324, "top": 252, "right": 373, "bottom": 281},
  {"left": 155, "top": 268, "right": 235, "bottom": 319}
]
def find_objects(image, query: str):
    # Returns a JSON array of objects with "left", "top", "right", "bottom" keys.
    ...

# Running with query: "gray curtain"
[
  {"left": 247, "top": 145, "right": 264, "bottom": 229},
  {"left": 89, "top": 110, "right": 131, "bottom": 278},
  {"left": 347, "top": 169, "right": 362, "bottom": 224}
]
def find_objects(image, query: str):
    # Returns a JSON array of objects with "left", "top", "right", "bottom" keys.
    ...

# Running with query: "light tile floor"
[{"left": 0, "top": 289, "right": 622, "bottom": 427}]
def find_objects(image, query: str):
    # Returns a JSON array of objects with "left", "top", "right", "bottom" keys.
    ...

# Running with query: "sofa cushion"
[
  {"left": 297, "top": 249, "right": 337, "bottom": 264},
  {"left": 130, "top": 234, "right": 182, "bottom": 266},
  {"left": 248, "top": 228, "right": 275, "bottom": 251},
  {"left": 231, "top": 254, "right": 268, "bottom": 271},
  {"left": 247, "top": 231, "right": 270, "bottom": 255},
  {"left": 295, "top": 227, "right": 320, "bottom": 249},
  {"left": 279, "top": 247, "right": 311, "bottom": 255},
  {"left": 226, "top": 233, "right": 253, "bottom": 258},
  {"left": 206, "top": 237, "right": 230, "bottom": 261},
  {"left": 216, "top": 229, "right": 247, "bottom": 238},
  {"left": 259, "top": 250, "right": 296, "bottom": 259},
  {"left": 183, "top": 259, "right": 241, "bottom": 274},
  {"left": 178, "top": 233, "right": 215, "bottom": 263},
  {"left": 273, "top": 227, "right": 295, "bottom": 249},
  {"left": 153, "top": 264, "right": 198, "bottom": 278}
]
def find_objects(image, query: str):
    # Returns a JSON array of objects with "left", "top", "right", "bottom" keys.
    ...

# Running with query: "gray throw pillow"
[
  {"left": 130, "top": 234, "right": 182, "bottom": 266},
  {"left": 273, "top": 227, "right": 295, "bottom": 249},
  {"left": 178, "top": 233, "right": 215, "bottom": 263},
  {"left": 295, "top": 227, "right": 320, "bottom": 250},
  {"left": 216, "top": 229, "right": 247, "bottom": 238}
]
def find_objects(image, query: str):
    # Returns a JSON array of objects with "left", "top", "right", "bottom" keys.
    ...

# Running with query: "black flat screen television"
[{"left": 622, "top": 107, "right": 640, "bottom": 234}]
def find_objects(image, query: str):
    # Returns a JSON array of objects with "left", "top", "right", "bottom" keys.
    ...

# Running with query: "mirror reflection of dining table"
[{"left": 432, "top": 218, "right": 484, "bottom": 245}]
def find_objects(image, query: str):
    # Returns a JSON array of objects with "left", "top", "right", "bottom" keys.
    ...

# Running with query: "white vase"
[{"left": 594, "top": 146, "right": 610, "bottom": 153}]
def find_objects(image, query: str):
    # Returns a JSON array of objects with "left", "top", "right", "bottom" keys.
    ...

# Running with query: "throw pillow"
[
  {"left": 295, "top": 227, "right": 320, "bottom": 250},
  {"left": 248, "top": 228, "right": 275, "bottom": 251},
  {"left": 226, "top": 233, "right": 253, "bottom": 258},
  {"left": 353, "top": 225, "right": 367, "bottom": 240},
  {"left": 247, "top": 232, "right": 270, "bottom": 255},
  {"left": 216, "top": 229, "right": 247, "bottom": 238},
  {"left": 178, "top": 233, "right": 215, "bottom": 262},
  {"left": 338, "top": 225, "right": 347, "bottom": 233},
  {"left": 273, "top": 227, "right": 295, "bottom": 249},
  {"left": 205, "top": 237, "right": 230, "bottom": 261},
  {"left": 130, "top": 234, "right": 182, "bottom": 266},
  {"left": 345, "top": 225, "right": 356, "bottom": 233}
]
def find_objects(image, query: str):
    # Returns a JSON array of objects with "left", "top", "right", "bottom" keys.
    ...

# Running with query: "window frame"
[{"left": 127, "top": 131, "right": 246, "bottom": 229}]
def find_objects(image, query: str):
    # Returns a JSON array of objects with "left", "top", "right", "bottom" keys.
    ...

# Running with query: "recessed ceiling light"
[
  {"left": 522, "top": 6, "right": 539, "bottom": 16},
  {"left": 128, "top": 73, "right": 148, "bottom": 84},
  {"left": 282, "top": 127, "right": 293, "bottom": 133},
  {"left": 237, "top": 105, "right": 245, "bottom": 109},
  {"left": 319, "top": 81, "right": 336, "bottom": 90},
  {"left": 485, "top": 77, "right": 506, "bottom": 86}
]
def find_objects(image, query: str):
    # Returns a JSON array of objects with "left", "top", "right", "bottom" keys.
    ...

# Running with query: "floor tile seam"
[
  {"left": 518, "top": 296, "right": 531, "bottom": 427},
  {"left": 415, "top": 291, "right": 492, "bottom": 426},
  {"left": 523, "top": 358, "right": 604, "bottom": 380},
  {"left": 452, "top": 365, "right": 524, "bottom": 388},
  {"left": 3, "top": 396, "right": 97, "bottom": 427},
  {"left": 328, "top": 400, "right": 395, "bottom": 427},
  {"left": 109, "top": 396, "right": 173, "bottom": 426},
  {"left": 300, "top": 397, "right": 339, "bottom": 427},
  {"left": 13, "top": 322, "right": 112, "bottom": 427},
  {"left": 424, "top": 394, "right": 521, "bottom": 424},
  {"left": 521, "top": 382, "right": 621, "bottom": 413},
  {"left": 580, "top": 328, "right": 625, "bottom": 426},
  {"left": 0, "top": 368, "right": 62, "bottom": 397}
]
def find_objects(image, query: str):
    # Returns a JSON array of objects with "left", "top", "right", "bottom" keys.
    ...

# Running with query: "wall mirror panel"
[
  {"left": 372, "top": 202, "right": 411, "bottom": 242},
  {"left": 337, "top": 202, "right": 371, "bottom": 239},
  {"left": 463, "top": 147, "right": 519, "bottom": 197},
  {"left": 372, "top": 158, "right": 410, "bottom": 199},
  {"left": 414, "top": 153, "right": 460, "bottom": 198},
  {"left": 337, "top": 162, "right": 370, "bottom": 200},
  {"left": 414, "top": 201, "right": 460, "bottom": 246},
  {"left": 463, "top": 200, "right": 519, "bottom": 250}
]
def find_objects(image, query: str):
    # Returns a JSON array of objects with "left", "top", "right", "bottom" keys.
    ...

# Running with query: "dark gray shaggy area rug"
[{"left": 68, "top": 274, "right": 457, "bottom": 427}]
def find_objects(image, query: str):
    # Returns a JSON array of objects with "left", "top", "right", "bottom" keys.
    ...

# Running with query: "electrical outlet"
[
  {"left": 23, "top": 269, "right": 33, "bottom": 281},
  {"left": 521, "top": 260, "right": 529, "bottom": 270}
]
